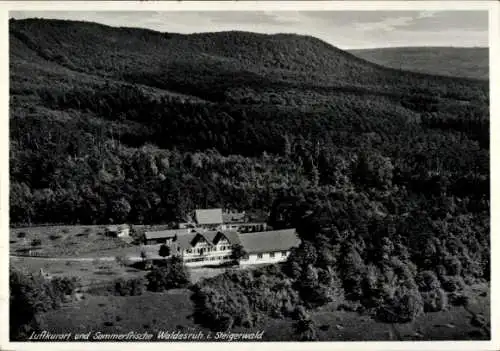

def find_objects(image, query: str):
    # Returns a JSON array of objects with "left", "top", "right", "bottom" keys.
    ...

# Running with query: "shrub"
[
  {"left": 49, "top": 234, "right": 61, "bottom": 240},
  {"left": 338, "top": 245, "right": 366, "bottom": 300},
  {"left": 17, "top": 232, "right": 26, "bottom": 238},
  {"left": 292, "top": 305, "right": 308, "bottom": 321},
  {"left": 230, "top": 244, "right": 248, "bottom": 263},
  {"left": 360, "top": 264, "right": 384, "bottom": 308},
  {"left": 441, "top": 275, "right": 465, "bottom": 292},
  {"left": 158, "top": 244, "right": 171, "bottom": 258},
  {"left": 31, "top": 239, "right": 42, "bottom": 247},
  {"left": 416, "top": 270, "right": 441, "bottom": 292},
  {"left": 377, "top": 288, "right": 423, "bottom": 323},
  {"left": 444, "top": 256, "right": 463, "bottom": 276},
  {"left": 51, "top": 276, "right": 80, "bottom": 297},
  {"left": 146, "top": 257, "right": 190, "bottom": 292},
  {"left": 114, "top": 277, "right": 145, "bottom": 296},
  {"left": 448, "top": 292, "right": 470, "bottom": 307},
  {"left": 191, "top": 268, "right": 299, "bottom": 330},
  {"left": 294, "top": 317, "right": 318, "bottom": 341},
  {"left": 421, "top": 288, "right": 448, "bottom": 312},
  {"left": 284, "top": 260, "right": 302, "bottom": 279}
]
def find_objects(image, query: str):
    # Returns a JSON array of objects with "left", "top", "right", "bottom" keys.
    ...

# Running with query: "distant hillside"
[{"left": 349, "top": 47, "right": 489, "bottom": 80}]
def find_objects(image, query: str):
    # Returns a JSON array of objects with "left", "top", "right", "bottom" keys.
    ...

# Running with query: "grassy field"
[
  {"left": 10, "top": 255, "right": 228, "bottom": 286},
  {"left": 264, "top": 283, "right": 490, "bottom": 341},
  {"left": 37, "top": 283, "right": 490, "bottom": 341},
  {"left": 10, "top": 256, "right": 147, "bottom": 287},
  {"left": 10, "top": 225, "right": 132, "bottom": 257},
  {"left": 40, "top": 290, "right": 202, "bottom": 334},
  {"left": 9, "top": 224, "right": 197, "bottom": 259}
]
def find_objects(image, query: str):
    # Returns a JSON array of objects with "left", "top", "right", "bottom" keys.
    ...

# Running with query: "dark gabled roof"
[
  {"left": 214, "top": 230, "right": 240, "bottom": 246},
  {"left": 238, "top": 229, "right": 300, "bottom": 254},
  {"left": 195, "top": 209, "right": 223, "bottom": 225},
  {"left": 190, "top": 232, "right": 214, "bottom": 247},
  {"left": 173, "top": 230, "right": 241, "bottom": 251},
  {"left": 144, "top": 228, "right": 190, "bottom": 240}
]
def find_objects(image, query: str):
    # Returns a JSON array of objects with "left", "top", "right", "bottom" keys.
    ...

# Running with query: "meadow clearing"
[{"left": 39, "top": 284, "right": 489, "bottom": 341}]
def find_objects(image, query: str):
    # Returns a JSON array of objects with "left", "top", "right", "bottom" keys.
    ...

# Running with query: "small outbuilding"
[{"left": 105, "top": 224, "right": 130, "bottom": 238}]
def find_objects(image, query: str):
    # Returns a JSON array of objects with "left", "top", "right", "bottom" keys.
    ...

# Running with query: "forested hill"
[
  {"left": 349, "top": 47, "right": 489, "bottom": 80},
  {"left": 11, "top": 18, "right": 488, "bottom": 101},
  {"left": 10, "top": 18, "right": 489, "bottom": 228}
]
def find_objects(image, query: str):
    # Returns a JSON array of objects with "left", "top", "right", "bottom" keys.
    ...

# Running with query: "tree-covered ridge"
[{"left": 10, "top": 19, "right": 488, "bottom": 101}]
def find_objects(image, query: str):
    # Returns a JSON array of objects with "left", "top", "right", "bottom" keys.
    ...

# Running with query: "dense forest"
[{"left": 10, "top": 18, "right": 489, "bottom": 331}]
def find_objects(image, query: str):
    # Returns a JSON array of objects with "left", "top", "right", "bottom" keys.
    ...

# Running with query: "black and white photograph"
[{"left": 2, "top": 1, "right": 498, "bottom": 349}]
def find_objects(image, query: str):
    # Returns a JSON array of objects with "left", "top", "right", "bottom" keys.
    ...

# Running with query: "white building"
[
  {"left": 238, "top": 229, "right": 300, "bottom": 266},
  {"left": 173, "top": 230, "right": 240, "bottom": 267},
  {"left": 142, "top": 227, "right": 300, "bottom": 267},
  {"left": 193, "top": 208, "right": 267, "bottom": 232},
  {"left": 105, "top": 224, "right": 130, "bottom": 238},
  {"left": 195, "top": 209, "right": 225, "bottom": 230}
]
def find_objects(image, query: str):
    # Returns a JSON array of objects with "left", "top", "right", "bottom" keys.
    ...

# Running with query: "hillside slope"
[
  {"left": 10, "top": 19, "right": 488, "bottom": 100},
  {"left": 9, "top": 18, "right": 489, "bottom": 226},
  {"left": 349, "top": 47, "right": 489, "bottom": 80}
]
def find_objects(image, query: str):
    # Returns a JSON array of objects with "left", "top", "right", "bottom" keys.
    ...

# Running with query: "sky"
[{"left": 9, "top": 10, "right": 489, "bottom": 49}]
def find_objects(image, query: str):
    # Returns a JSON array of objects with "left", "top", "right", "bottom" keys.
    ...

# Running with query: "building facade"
[
  {"left": 238, "top": 229, "right": 299, "bottom": 266},
  {"left": 175, "top": 231, "right": 237, "bottom": 267},
  {"left": 143, "top": 227, "right": 300, "bottom": 267}
]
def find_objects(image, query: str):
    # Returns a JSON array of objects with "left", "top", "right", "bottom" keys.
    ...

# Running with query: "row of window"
[
  {"left": 185, "top": 245, "right": 231, "bottom": 254},
  {"left": 256, "top": 251, "right": 288, "bottom": 259},
  {"left": 184, "top": 255, "right": 231, "bottom": 263}
]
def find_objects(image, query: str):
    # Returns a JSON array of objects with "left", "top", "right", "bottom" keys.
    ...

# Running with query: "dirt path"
[{"left": 10, "top": 254, "right": 118, "bottom": 261}]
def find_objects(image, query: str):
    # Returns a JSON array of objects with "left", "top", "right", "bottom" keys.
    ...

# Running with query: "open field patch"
[
  {"left": 40, "top": 290, "right": 202, "bottom": 334},
  {"left": 38, "top": 285, "right": 490, "bottom": 341},
  {"left": 10, "top": 256, "right": 146, "bottom": 287},
  {"left": 10, "top": 225, "right": 132, "bottom": 257}
]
